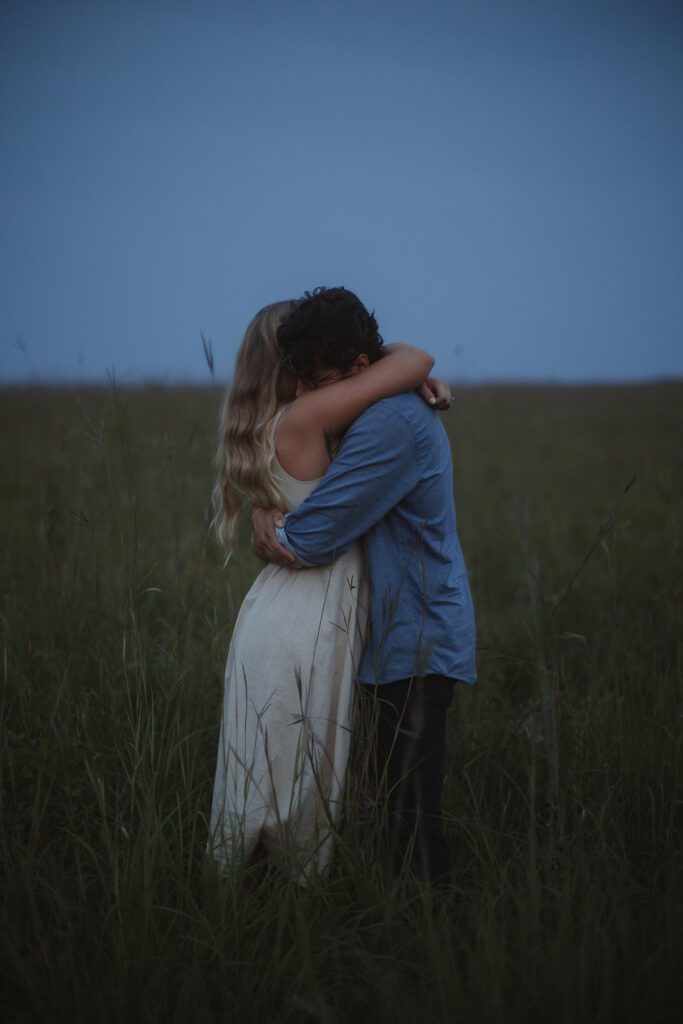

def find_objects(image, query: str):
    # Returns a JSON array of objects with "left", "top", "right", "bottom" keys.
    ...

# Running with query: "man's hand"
[
  {"left": 417, "top": 376, "right": 453, "bottom": 411},
  {"left": 251, "top": 507, "right": 297, "bottom": 567}
]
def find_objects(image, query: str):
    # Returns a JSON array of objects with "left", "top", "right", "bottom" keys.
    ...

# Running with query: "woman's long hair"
[{"left": 213, "top": 301, "right": 297, "bottom": 545}]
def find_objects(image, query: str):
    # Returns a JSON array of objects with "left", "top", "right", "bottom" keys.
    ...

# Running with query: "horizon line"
[{"left": 1, "top": 373, "right": 682, "bottom": 390}]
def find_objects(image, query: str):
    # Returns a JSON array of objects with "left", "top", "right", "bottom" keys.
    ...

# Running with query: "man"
[{"left": 252, "top": 287, "right": 476, "bottom": 885}]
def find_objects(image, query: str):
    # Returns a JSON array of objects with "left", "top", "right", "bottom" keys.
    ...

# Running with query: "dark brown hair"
[{"left": 277, "top": 287, "right": 384, "bottom": 384}]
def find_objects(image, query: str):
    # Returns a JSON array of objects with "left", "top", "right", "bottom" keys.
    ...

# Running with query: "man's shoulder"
[
  {"left": 359, "top": 393, "right": 447, "bottom": 445},
  {"left": 350, "top": 395, "right": 450, "bottom": 459},
  {"left": 355, "top": 391, "right": 426, "bottom": 429},
  {"left": 340, "top": 394, "right": 420, "bottom": 460}
]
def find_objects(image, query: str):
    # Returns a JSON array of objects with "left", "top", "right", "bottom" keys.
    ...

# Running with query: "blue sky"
[{"left": 1, "top": 0, "right": 682, "bottom": 383}]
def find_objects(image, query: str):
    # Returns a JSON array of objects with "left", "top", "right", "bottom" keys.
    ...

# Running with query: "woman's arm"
[{"left": 283, "top": 343, "right": 434, "bottom": 439}]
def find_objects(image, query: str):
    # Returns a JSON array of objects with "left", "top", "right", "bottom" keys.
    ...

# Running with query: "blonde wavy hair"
[{"left": 213, "top": 301, "right": 297, "bottom": 545}]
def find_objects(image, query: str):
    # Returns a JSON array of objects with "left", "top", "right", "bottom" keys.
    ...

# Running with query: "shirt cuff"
[{"left": 275, "top": 524, "right": 314, "bottom": 568}]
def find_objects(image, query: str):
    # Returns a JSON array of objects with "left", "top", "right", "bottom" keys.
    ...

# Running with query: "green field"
[{"left": 1, "top": 382, "right": 681, "bottom": 1023}]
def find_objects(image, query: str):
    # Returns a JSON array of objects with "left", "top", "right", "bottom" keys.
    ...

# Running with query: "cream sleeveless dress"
[{"left": 208, "top": 452, "right": 368, "bottom": 882}]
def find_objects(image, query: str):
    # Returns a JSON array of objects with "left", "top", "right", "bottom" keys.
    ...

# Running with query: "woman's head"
[
  {"left": 277, "top": 287, "right": 384, "bottom": 387},
  {"left": 214, "top": 300, "right": 296, "bottom": 545},
  {"left": 232, "top": 301, "right": 298, "bottom": 409}
]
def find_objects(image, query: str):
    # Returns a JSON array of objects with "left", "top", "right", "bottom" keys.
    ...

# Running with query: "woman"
[{"left": 207, "top": 299, "right": 435, "bottom": 883}]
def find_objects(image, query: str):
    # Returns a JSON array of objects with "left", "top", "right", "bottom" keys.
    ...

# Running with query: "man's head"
[{"left": 277, "top": 287, "right": 384, "bottom": 388}]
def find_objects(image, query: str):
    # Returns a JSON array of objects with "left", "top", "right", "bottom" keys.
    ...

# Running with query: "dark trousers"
[{"left": 359, "top": 674, "right": 455, "bottom": 885}]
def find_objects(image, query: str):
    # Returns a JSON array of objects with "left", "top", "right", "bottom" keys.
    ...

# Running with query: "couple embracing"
[{"left": 207, "top": 287, "right": 476, "bottom": 889}]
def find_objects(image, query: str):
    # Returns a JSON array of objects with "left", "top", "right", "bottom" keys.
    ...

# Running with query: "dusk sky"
[{"left": 2, "top": 0, "right": 682, "bottom": 383}]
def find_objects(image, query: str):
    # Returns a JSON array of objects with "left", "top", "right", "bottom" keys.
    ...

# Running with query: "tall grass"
[{"left": 1, "top": 382, "right": 681, "bottom": 1023}]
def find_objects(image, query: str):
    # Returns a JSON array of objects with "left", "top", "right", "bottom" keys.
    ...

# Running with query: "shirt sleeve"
[
  {"left": 281, "top": 403, "right": 417, "bottom": 565},
  {"left": 274, "top": 524, "right": 313, "bottom": 567}
]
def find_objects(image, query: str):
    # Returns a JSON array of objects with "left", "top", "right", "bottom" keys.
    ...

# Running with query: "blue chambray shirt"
[{"left": 275, "top": 391, "right": 476, "bottom": 687}]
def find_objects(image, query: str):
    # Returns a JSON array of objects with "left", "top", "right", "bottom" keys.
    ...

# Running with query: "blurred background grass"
[{"left": 1, "top": 382, "right": 681, "bottom": 1023}]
